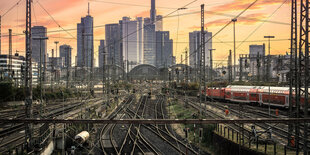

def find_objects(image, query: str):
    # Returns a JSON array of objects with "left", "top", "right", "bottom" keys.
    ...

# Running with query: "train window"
[
  {"left": 250, "top": 94, "right": 257, "bottom": 97},
  {"left": 226, "top": 92, "right": 230, "bottom": 95}
]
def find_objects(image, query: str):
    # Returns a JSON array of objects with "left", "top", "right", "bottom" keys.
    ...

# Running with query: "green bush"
[{"left": 0, "top": 81, "right": 14, "bottom": 102}]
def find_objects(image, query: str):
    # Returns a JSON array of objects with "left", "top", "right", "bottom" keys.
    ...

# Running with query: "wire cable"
[
  {"left": 236, "top": 0, "right": 288, "bottom": 50},
  {"left": 36, "top": 1, "right": 76, "bottom": 39},
  {"left": 2, "top": 0, "right": 24, "bottom": 18},
  {"left": 180, "top": 0, "right": 259, "bottom": 65}
]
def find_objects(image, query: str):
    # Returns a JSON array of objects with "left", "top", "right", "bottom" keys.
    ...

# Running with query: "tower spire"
[
  {"left": 150, "top": 0, "right": 156, "bottom": 23},
  {"left": 88, "top": 2, "right": 90, "bottom": 15}
]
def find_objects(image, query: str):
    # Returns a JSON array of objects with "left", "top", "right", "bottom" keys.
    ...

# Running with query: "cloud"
[
  {"left": 135, "top": 10, "right": 149, "bottom": 18},
  {"left": 36, "top": 0, "right": 85, "bottom": 16},
  {"left": 210, "top": 0, "right": 287, "bottom": 13},
  {"left": 189, "top": 13, "right": 267, "bottom": 29}
]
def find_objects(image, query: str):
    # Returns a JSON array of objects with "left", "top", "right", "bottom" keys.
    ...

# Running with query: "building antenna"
[{"left": 88, "top": 2, "right": 90, "bottom": 15}]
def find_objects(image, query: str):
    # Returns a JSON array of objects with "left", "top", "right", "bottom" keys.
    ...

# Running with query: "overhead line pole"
[
  {"left": 299, "top": 0, "right": 309, "bottom": 154},
  {"left": 232, "top": 18, "right": 237, "bottom": 81},
  {"left": 9, "top": 29, "right": 12, "bottom": 78},
  {"left": 25, "top": 0, "right": 33, "bottom": 152},
  {"left": 199, "top": 4, "right": 205, "bottom": 114}
]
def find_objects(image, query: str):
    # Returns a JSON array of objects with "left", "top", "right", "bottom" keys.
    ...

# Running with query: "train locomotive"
[{"left": 205, "top": 85, "right": 309, "bottom": 109}]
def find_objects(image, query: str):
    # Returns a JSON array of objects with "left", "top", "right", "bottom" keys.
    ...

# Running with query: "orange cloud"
[
  {"left": 36, "top": 0, "right": 85, "bottom": 16},
  {"left": 211, "top": 0, "right": 287, "bottom": 12},
  {"left": 135, "top": 10, "right": 149, "bottom": 18},
  {"left": 190, "top": 13, "right": 267, "bottom": 28}
]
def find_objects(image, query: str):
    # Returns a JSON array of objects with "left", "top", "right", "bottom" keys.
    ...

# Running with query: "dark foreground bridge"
[{"left": 1, "top": 118, "right": 310, "bottom": 124}]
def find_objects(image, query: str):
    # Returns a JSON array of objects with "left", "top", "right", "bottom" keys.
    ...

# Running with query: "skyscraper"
[
  {"left": 31, "top": 26, "right": 47, "bottom": 64},
  {"left": 77, "top": 14, "right": 93, "bottom": 68},
  {"left": 156, "top": 31, "right": 173, "bottom": 67},
  {"left": 143, "top": 18, "right": 156, "bottom": 66},
  {"left": 189, "top": 31, "right": 212, "bottom": 68},
  {"left": 155, "top": 15, "right": 163, "bottom": 31},
  {"left": 137, "top": 17, "right": 144, "bottom": 64},
  {"left": 59, "top": 44, "right": 72, "bottom": 68},
  {"left": 121, "top": 17, "right": 144, "bottom": 71},
  {"left": 98, "top": 40, "right": 106, "bottom": 68},
  {"left": 105, "top": 24, "right": 122, "bottom": 66},
  {"left": 150, "top": 0, "right": 156, "bottom": 23}
]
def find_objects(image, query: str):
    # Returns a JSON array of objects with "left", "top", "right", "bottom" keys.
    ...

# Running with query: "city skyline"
[{"left": 0, "top": 0, "right": 291, "bottom": 66}]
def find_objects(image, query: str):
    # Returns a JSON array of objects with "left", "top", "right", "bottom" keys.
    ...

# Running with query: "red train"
[{"left": 205, "top": 85, "right": 309, "bottom": 108}]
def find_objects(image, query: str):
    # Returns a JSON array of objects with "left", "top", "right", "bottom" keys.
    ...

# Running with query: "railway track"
[
  {"left": 186, "top": 96, "right": 310, "bottom": 151},
  {"left": 100, "top": 93, "right": 200, "bottom": 155},
  {"left": 0, "top": 98, "right": 101, "bottom": 154},
  {"left": 126, "top": 95, "right": 199, "bottom": 155},
  {"left": 100, "top": 95, "right": 160, "bottom": 154}
]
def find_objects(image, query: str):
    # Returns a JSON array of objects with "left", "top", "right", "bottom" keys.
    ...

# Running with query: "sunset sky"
[{"left": 0, "top": 0, "right": 291, "bottom": 67}]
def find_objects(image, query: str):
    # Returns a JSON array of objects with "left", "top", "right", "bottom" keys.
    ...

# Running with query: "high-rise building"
[
  {"left": 155, "top": 15, "right": 163, "bottom": 31},
  {"left": 143, "top": 19, "right": 156, "bottom": 66},
  {"left": 150, "top": 0, "right": 156, "bottom": 23},
  {"left": 121, "top": 17, "right": 145, "bottom": 71},
  {"left": 249, "top": 44, "right": 265, "bottom": 57},
  {"left": 105, "top": 24, "right": 122, "bottom": 66},
  {"left": 31, "top": 26, "right": 47, "bottom": 64},
  {"left": 156, "top": 31, "right": 173, "bottom": 67},
  {"left": 98, "top": 40, "right": 106, "bottom": 68},
  {"left": 77, "top": 14, "right": 93, "bottom": 68},
  {"left": 49, "top": 57, "right": 64, "bottom": 68},
  {"left": 249, "top": 44, "right": 265, "bottom": 77},
  {"left": 59, "top": 44, "right": 72, "bottom": 68},
  {"left": 189, "top": 31, "right": 212, "bottom": 68},
  {"left": 137, "top": 17, "right": 144, "bottom": 64}
]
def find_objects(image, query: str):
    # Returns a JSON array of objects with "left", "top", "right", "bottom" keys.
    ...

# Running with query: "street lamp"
[
  {"left": 33, "top": 36, "right": 48, "bottom": 118},
  {"left": 264, "top": 35, "right": 275, "bottom": 118}
]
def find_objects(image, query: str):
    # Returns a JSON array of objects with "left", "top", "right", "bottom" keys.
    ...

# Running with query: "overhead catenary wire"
[
  {"left": 88, "top": 0, "right": 224, "bottom": 9},
  {"left": 180, "top": 0, "right": 259, "bottom": 65},
  {"left": 0, "top": 2, "right": 290, "bottom": 38},
  {"left": 1, "top": 0, "right": 24, "bottom": 18},
  {"left": 36, "top": 1, "right": 76, "bottom": 39},
  {"left": 236, "top": 0, "right": 288, "bottom": 50}
]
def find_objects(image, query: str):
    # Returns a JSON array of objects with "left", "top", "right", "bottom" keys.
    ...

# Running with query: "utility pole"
[
  {"left": 199, "top": 4, "right": 206, "bottom": 113},
  {"left": 54, "top": 41, "right": 59, "bottom": 85},
  {"left": 66, "top": 47, "right": 72, "bottom": 89},
  {"left": 299, "top": 0, "right": 309, "bottom": 154},
  {"left": 209, "top": 49, "right": 215, "bottom": 81},
  {"left": 185, "top": 48, "right": 189, "bottom": 82},
  {"left": 51, "top": 49, "right": 54, "bottom": 91},
  {"left": 232, "top": 18, "right": 237, "bottom": 81},
  {"left": 25, "top": 0, "right": 32, "bottom": 152},
  {"left": 288, "top": 0, "right": 297, "bottom": 149},
  {"left": 228, "top": 50, "right": 232, "bottom": 84},
  {"left": 9, "top": 29, "right": 12, "bottom": 78},
  {"left": 256, "top": 53, "right": 260, "bottom": 82},
  {"left": 102, "top": 47, "right": 106, "bottom": 95},
  {"left": 239, "top": 54, "right": 242, "bottom": 82}
]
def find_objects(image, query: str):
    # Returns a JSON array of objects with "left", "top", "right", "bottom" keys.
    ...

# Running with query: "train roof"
[
  {"left": 258, "top": 86, "right": 290, "bottom": 94},
  {"left": 227, "top": 85, "right": 261, "bottom": 89}
]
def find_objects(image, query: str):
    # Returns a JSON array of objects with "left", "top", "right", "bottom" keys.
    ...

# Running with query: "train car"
[
  {"left": 257, "top": 86, "right": 289, "bottom": 107},
  {"left": 206, "top": 87, "right": 226, "bottom": 101},
  {"left": 225, "top": 85, "right": 260, "bottom": 104}
]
